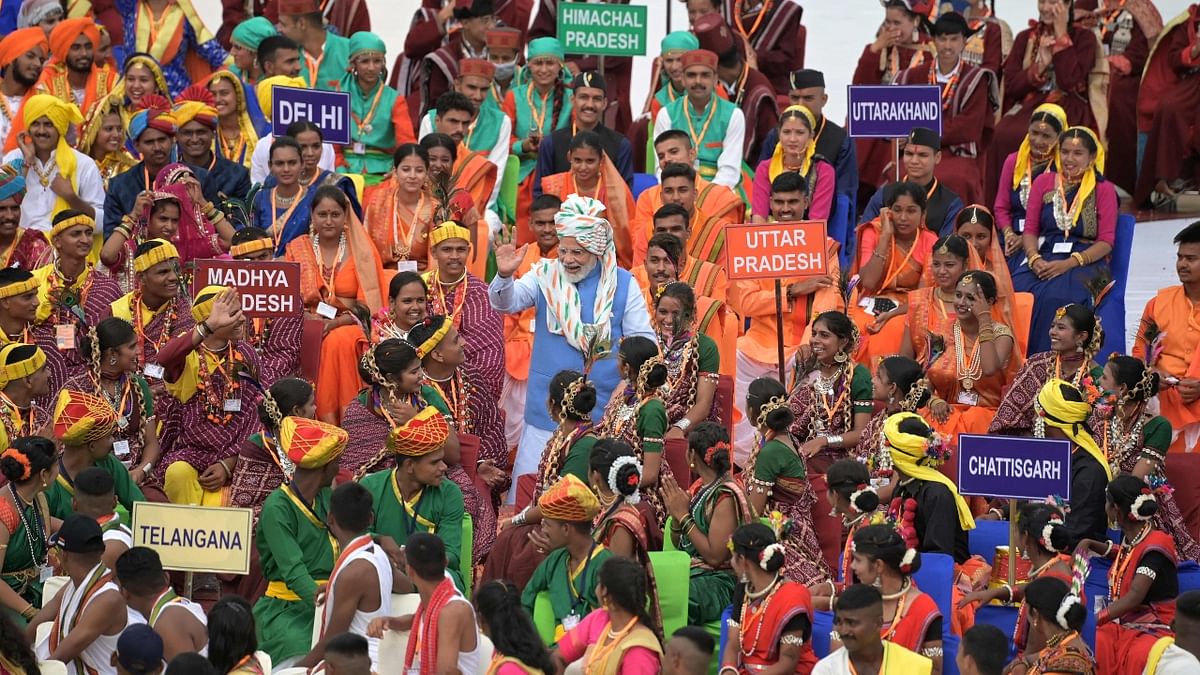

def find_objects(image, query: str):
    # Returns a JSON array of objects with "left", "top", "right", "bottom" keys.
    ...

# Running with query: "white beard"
[{"left": 564, "top": 257, "right": 598, "bottom": 284}]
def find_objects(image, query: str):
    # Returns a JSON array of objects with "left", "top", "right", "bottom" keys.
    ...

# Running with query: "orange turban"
[
  {"left": 279, "top": 416, "right": 347, "bottom": 469},
  {"left": 0, "top": 28, "right": 49, "bottom": 68},
  {"left": 538, "top": 474, "right": 600, "bottom": 522},
  {"left": 49, "top": 18, "right": 99, "bottom": 65},
  {"left": 53, "top": 390, "right": 118, "bottom": 446}
]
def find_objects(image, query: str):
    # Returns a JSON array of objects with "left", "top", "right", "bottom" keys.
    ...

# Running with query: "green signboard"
[{"left": 556, "top": 2, "right": 648, "bottom": 57}]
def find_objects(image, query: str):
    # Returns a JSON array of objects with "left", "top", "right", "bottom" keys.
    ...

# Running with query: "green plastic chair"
[
  {"left": 499, "top": 155, "right": 520, "bottom": 224},
  {"left": 461, "top": 513, "right": 474, "bottom": 594},
  {"left": 645, "top": 134, "right": 656, "bottom": 174},
  {"left": 649, "top": 550, "right": 690, "bottom": 640},
  {"left": 533, "top": 590, "right": 556, "bottom": 645}
]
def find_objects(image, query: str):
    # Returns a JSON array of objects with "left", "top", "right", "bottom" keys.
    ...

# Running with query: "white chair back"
[
  {"left": 38, "top": 660, "right": 67, "bottom": 675},
  {"left": 42, "top": 576, "right": 69, "bottom": 605}
]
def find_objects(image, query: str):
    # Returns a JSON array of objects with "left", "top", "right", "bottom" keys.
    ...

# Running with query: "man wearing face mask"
[
  {"left": 859, "top": 127, "right": 963, "bottom": 236},
  {"left": 417, "top": 0, "right": 496, "bottom": 119},
  {"left": 533, "top": 71, "right": 633, "bottom": 197},
  {"left": 489, "top": 195, "right": 655, "bottom": 502},
  {"left": 486, "top": 27, "right": 521, "bottom": 99}
]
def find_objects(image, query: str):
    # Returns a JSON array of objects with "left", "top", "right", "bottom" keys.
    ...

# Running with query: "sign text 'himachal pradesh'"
[
  {"left": 192, "top": 259, "right": 303, "bottom": 319},
  {"left": 556, "top": 3, "right": 648, "bottom": 57},
  {"left": 723, "top": 221, "right": 828, "bottom": 280}
]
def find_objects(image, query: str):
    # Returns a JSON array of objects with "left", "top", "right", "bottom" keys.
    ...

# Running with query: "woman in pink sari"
[{"left": 154, "top": 163, "right": 236, "bottom": 264}]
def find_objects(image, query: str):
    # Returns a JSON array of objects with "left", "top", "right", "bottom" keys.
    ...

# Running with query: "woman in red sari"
[
  {"left": 959, "top": 502, "right": 1073, "bottom": 660},
  {"left": 540, "top": 131, "right": 635, "bottom": 269},
  {"left": 281, "top": 185, "right": 385, "bottom": 424},
  {"left": 1080, "top": 474, "right": 1179, "bottom": 675},
  {"left": 991, "top": 0, "right": 1103, "bottom": 200},
  {"left": 836, "top": 525, "right": 944, "bottom": 673},
  {"left": 1014, "top": 577, "right": 1096, "bottom": 675},
  {"left": 721, "top": 522, "right": 818, "bottom": 675},
  {"left": 850, "top": 182, "right": 940, "bottom": 362},
  {"left": 853, "top": 0, "right": 934, "bottom": 195}
]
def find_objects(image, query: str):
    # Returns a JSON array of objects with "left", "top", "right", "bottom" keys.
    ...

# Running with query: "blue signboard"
[
  {"left": 957, "top": 434, "right": 1072, "bottom": 501},
  {"left": 271, "top": 86, "right": 351, "bottom": 145},
  {"left": 846, "top": 84, "right": 943, "bottom": 139}
]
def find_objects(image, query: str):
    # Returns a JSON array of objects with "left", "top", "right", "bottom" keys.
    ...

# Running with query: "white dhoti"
[
  {"left": 734, "top": 350, "right": 796, "bottom": 467},
  {"left": 507, "top": 424, "right": 555, "bottom": 503}
]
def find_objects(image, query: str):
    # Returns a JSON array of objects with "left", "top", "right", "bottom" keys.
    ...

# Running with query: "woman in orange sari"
[
  {"left": 282, "top": 185, "right": 385, "bottom": 424},
  {"left": 954, "top": 205, "right": 1026, "bottom": 355},
  {"left": 540, "top": 130, "right": 635, "bottom": 268},
  {"left": 364, "top": 144, "right": 437, "bottom": 271},
  {"left": 850, "top": 181, "right": 940, "bottom": 362}
]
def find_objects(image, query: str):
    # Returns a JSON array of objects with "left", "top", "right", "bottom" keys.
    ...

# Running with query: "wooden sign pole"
[{"left": 774, "top": 279, "right": 786, "bottom": 384}]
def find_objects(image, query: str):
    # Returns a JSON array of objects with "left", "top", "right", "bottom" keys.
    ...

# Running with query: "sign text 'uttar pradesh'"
[{"left": 723, "top": 221, "right": 829, "bottom": 280}]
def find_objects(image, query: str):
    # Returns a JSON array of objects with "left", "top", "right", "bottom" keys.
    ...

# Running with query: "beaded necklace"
[
  {"left": 739, "top": 576, "right": 783, "bottom": 657},
  {"left": 313, "top": 232, "right": 347, "bottom": 296},
  {"left": 953, "top": 321, "right": 982, "bottom": 391},
  {"left": 195, "top": 342, "right": 245, "bottom": 424},
  {"left": 1109, "top": 524, "right": 1152, "bottom": 602},
  {"left": 132, "top": 292, "right": 178, "bottom": 366},
  {"left": 1104, "top": 405, "right": 1147, "bottom": 474},
  {"left": 423, "top": 371, "right": 471, "bottom": 431},
  {"left": 429, "top": 272, "right": 468, "bottom": 330}
]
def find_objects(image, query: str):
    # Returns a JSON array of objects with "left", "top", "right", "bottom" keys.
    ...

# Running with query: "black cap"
[
  {"left": 117, "top": 624, "right": 164, "bottom": 675},
  {"left": 907, "top": 126, "right": 941, "bottom": 151},
  {"left": 789, "top": 69, "right": 825, "bottom": 91},
  {"left": 932, "top": 12, "right": 979, "bottom": 37},
  {"left": 50, "top": 514, "right": 106, "bottom": 554},
  {"left": 453, "top": 0, "right": 494, "bottom": 20},
  {"left": 574, "top": 70, "right": 607, "bottom": 94}
]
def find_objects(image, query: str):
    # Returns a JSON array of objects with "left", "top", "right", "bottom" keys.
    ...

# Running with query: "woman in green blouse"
[{"left": 0, "top": 436, "right": 58, "bottom": 626}]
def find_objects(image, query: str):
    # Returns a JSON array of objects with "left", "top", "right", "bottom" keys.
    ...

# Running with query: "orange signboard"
[{"left": 723, "top": 221, "right": 828, "bottom": 280}]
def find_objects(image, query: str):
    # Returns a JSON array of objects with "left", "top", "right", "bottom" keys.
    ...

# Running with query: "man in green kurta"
[
  {"left": 337, "top": 32, "right": 417, "bottom": 180},
  {"left": 46, "top": 388, "right": 145, "bottom": 520},
  {"left": 359, "top": 405, "right": 467, "bottom": 591},
  {"left": 278, "top": 0, "right": 351, "bottom": 91},
  {"left": 649, "top": 32, "right": 700, "bottom": 120},
  {"left": 521, "top": 474, "right": 613, "bottom": 645},
  {"left": 253, "top": 416, "right": 347, "bottom": 668},
  {"left": 505, "top": 38, "right": 573, "bottom": 186},
  {"left": 652, "top": 49, "right": 745, "bottom": 190}
]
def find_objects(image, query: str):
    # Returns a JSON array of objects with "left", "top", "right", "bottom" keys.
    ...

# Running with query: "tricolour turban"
[
  {"left": 128, "top": 94, "right": 177, "bottom": 141},
  {"left": 23, "top": 94, "right": 84, "bottom": 215},
  {"left": 231, "top": 16, "right": 276, "bottom": 52},
  {"left": 0, "top": 343, "right": 45, "bottom": 388},
  {"left": 49, "top": 17, "right": 99, "bottom": 65},
  {"left": 1036, "top": 378, "right": 1112, "bottom": 481},
  {"left": 256, "top": 76, "right": 306, "bottom": 123},
  {"left": 280, "top": 416, "right": 347, "bottom": 469},
  {"left": 885, "top": 411, "right": 975, "bottom": 531},
  {"left": 173, "top": 84, "right": 218, "bottom": 130},
  {"left": 0, "top": 160, "right": 26, "bottom": 204},
  {"left": 53, "top": 389, "right": 119, "bottom": 446},
  {"left": 0, "top": 27, "right": 49, "bottom": 67},
  {"left": 387, "top": 406, "right": 450, "bottom": 457},
  {"left": 529, "top": 194, "right": 618, "bottom": 355},
  {"left": 538, "top": 474, "right": 600, "bottom": 522}
]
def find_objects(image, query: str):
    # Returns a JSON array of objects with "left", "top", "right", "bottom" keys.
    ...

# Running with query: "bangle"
[
  {"left": 1103, "top": 540, "right": 1114, "bottom": 556},
  {"left": 1001, "top": 583, "right": 1013, "bottom": 602},
  {"left": 21, "top": 604, "right": 35, "bottom": 620},
  {"left": 989, "top": 507, "right": 1004, "bottom": 519},
  {"left": 1071, "top": 252, "right": 1086, "bottom": 267},
  {"left": 195, "top": 323, "right": 208, "bottom": 339},
  {"left": 1027, "top": 253, "right": 1042, "bottom": 264},
  {"left": 140, "top": 462, "right": 154, "bottom": 474},
  {"left": 825, "top": 435, "right": 843, "bottom": 449},
  {"left": 674, "top": 418, "right": 692, "bottom": 432},
  {"left": 512, "top": 507, "right": 528, "bottom": 526}
]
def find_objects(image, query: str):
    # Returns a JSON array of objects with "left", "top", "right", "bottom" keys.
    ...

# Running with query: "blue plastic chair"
[
  {"left": 1096, "top": 213, "right": 1134, "bottom": 357},
  {"left": 632, "top": 173, "right": 659, "bottom": 202},
  {"left": 913, "top": 552, "right": 959, "bottom": 673},
  {"left": 968, "top": 520, "right": 1011, "bottom": 566},
  {"left": 830, "top": 193, "right": 855, "bottom": 271}
]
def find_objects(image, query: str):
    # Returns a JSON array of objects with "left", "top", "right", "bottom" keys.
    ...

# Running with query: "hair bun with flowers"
[
  {"left": 849, "top": 482, "right": 877, "bottom": 514},
  {"left": 1041, "top": 515, "right": 1065, "bottom": 553},
  {"left": 1055, "top": 594, "right": 1083, "bottom": 631},
  {"left": 759, "top": 543, "right": 786, "bottom": 571},
  {"left": 0, "top": 447, "right": 30, "bottom": 481},
  {"left": 608, "top": 455, "right": 642, "bottom": 505},
  {"left": 1130, "top": 487, "right": 1157, "bottom": 521},
  {"left": 898, "top": 546, "right": 918, "bottom": 574},
  {"left": 704, "top": 441, "right": 730, "bottom": 466}
]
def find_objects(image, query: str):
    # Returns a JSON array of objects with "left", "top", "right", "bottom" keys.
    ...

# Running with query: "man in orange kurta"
[
  {"left": 644, "top": 203, "right": 728, "bottom": 305},
  {"left": 501, "top": 194, "right": 560, "bottom": 451},
  {"left": 1133, "top": 220, "right": 1200, "bottom": 536},
  {"left": 36, "top": 19, "right": 117, "bottom": 119},
  {"left": 729, "top": 179, "right": 842, "bottom": 451}
]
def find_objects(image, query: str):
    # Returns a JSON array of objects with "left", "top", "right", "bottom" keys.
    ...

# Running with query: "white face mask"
[{"left": 493, "top": 59, "right": 518, "bottom": 81}]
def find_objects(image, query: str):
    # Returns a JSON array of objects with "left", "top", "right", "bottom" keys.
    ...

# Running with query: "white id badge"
[
  {"left": 39, "top": 565, "right": 52, "bottom": 582},
  {"left": 224, "top": 398, "right": 242, "bottom": 412},
  {"left": 1052, "top": 242, "right": 1073, "bottom": 254},
  {"left": 353, "top": 141, "right": 365, "bottom": 154},
  {"left": 562, "top": 612, "right": 581, "bottom": 631},
  {"left": 55, "top": 324, "right": 75, "bottom": 350},
  {"left": 957, "top": 390, "right": 980, "bottom": 406},
  {"left": 858, "top": 296, "right": 876, "bottom": 316},
  {"left": 1014, "top": 218, "right": 1025, "bottom": 234},
  {"left": 396, "top": 260, "right": 418, "bottom": 273},
  {"left": 144, "top": 363, "right": 165, "bottom": 380},
  {"left": 316, "top": 302, "right": 338, "bottom": 319},
  {"left": 112, "top": 440, "right": 131, "bottom": 459}
]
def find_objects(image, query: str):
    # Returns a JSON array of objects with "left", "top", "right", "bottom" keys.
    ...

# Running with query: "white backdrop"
[{"left": 189, "top": 0, "right": 1195, "bottom": 123}]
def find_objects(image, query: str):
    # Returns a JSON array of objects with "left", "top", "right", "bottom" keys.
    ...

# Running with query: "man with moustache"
[
  {"left": 0, "top": 28, "right": 49, "bottom": 153},
  {"left": 490, "top": 194, "right": 655, "bottom": 502},
  {"left": 533, "top": 71, "right": 634, "bottom": 193},
  {"left": 0, "top": 163, "right": 49, "bottom": 269},
  {"left": 36, "top": 18, "right": 118, "bottom": 116},
  {"left": 653, "top": 49, "right": 744, "bottom": 190},
  {"left": 110, "top": 240, "right": 194, "bottom": 371},
  {"left": 429, "top": 94, "right": 498, "bottom": 222},
  {"left": 103, "top": 99, "right": 177, "bottom": 238},
  {"left": 172, "top": 86, "right": 252, "bottom": 208},
  {"left": 813, "top": 584, "right": 932, "bottom": 675}
]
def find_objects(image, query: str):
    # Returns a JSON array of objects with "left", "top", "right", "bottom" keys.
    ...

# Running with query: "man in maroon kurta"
[
  {"left": 1135, "top": 5, "right": 1200, "bottom": 208},
  {"left": 694, "top": 13, "right": 778, "bottom": 166},
  {"left": 409, "top": 0, "right": 495, "bottom": 121},
  {"left": 720, "top": 0, "right": 805, "bottom": 95},
  {"left": 897, "top": 12, "right": 998, "bottom": 205}
]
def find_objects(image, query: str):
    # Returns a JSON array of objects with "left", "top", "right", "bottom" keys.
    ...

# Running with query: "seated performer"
[
  {"left": 226, "top": 377, "right": 316, "bottom": 522},
  {"left": 109, "top": 240, "right": 195, "bottom": 374},
  {"left": 752, "top": 105, "right": 836, "bottom": 224},
  {"left": 555, "top": 556, "right": 664, "bottom": 673},
  {"left": 653, "top": 49, "right": 745, "bottom": 189},
  {"left": 229, "top": 228, "right": 304, "bottom": 384},
  {"left": 46, "top": 388, "right": 144, "bottom": 520},
  {"left": 1033, "top": 379, "right": 1111, "bottom": 546},
  {"left": 252, "top": 415, "right": 347, "bottom": 669},
  {"left": 103, "top": 98, "right": 180, "bottom": 238},
  {"left": 71, "top": 467, "right": 132, "bottom": 571},
  {"left": 521, "top": 474, "right": 613, "bottom": 644},
  {"left": 539, "top": 131, "right": 635, "bottom": 268},
  {"left": 1011, "top": 577, "right": 1095, "bottom": 675},
  {"left": 0, "top": 342, "right": 50, "bottom": 448},
  {"left": 993, "top": 105, "right": 1068, "bottom": 272},
  {"left": 35, "top": 18, "right": 118, "bottom": 117},
  {"left": 335, "top": 32, "right": 416, "bottom": 181},
  {"left": 693, "top": 13, "right": 778, "bottom": 166},
  {"left": 32, "top": 514, "right": 127, "bottom": 675},
  {"left": 277, "top": 0, "right": 348, "bottom": 91},
  {"left": 534, "top": 71, "right": 634, "bottom": 191},
  {"left": 648, "top": 130, "right": 744, "bottom": 225},
  {"left": 812, "top": 584, "right": 933, "bottom": 675},
  {"left": 0, "top": 435, "right": 56, "bottom": 627},
  {"left": 368, "top": 532, "right": 483, "bottom": 675},
  {"left": 114, "top": 547, "right": 207, "bottom": 660},
  {"left": 1136, "top": 5, "right": 1200, "bottom": 209},
  {"left": 860, "top": 127, "right": 963, "bottom": 237},
  {"left": 363, "top": 144, "right": 438, "bottom": 270},
  {"left": 0, "top": 164, "right": 49, "bottom": 270},
  {"left": 171, "top": 86, "right": 252, "bottom": 211},
  {"left": 303, "top": 482, "right": 392, "bottom": 671},
  {"left": 635, "top": 163, "right": 733, "bottom": 269}
]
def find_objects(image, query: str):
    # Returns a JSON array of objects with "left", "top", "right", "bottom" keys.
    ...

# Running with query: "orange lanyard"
[
  {"left": 269, "top": 186, "right": 306, "bottom": 250},
  {"left": 567, "top": 170, "right": 605, "bottom": 202},
  {"left": 393, "top": 193, "right": 426, "bottom": 255},
  {"left": 526, "top": 85, "right": 551, "bottom": 134},
  {"left": 305, "top": 51, "right": 325, "bottom": 86},
  {"left": 878, "top": 236, "right": 918, "bottom": 292},
  {"left": 733, "top": 0, "right": 774, "bottom": 40},
  {"left": 351, "top": 81, "right": 386, "bottom": 140}
]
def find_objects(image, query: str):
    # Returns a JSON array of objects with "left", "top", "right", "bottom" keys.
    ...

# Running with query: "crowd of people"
[{"left": 0, "top": 0, "right": 1195, "bottom": 674}]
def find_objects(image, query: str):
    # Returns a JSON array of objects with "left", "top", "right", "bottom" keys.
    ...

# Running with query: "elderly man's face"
[{"left": 558, "top": 236, "right": 598, "bottom": 283}]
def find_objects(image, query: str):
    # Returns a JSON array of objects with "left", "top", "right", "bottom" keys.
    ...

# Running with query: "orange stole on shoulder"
[
  {"left": 452, "top": 146, "right": 499, "bottom": 220},
  {"left": 1135, "top": 287, "right": 1200, "bottom": 447}
]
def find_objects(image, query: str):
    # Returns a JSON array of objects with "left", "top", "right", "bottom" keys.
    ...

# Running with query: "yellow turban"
[
  {"left": 428, "top": 221, "right": 472, "bottom": 249},
  {"left": 192, "top": 285, "right": 228, "bottom": 323},
  {"left": 884, "top": 412, "right": 975, "bottom": 530},
  {"left": 23, "top": 94, "right": 85, "bottom": 216},
  {"left": 256, "top": 76, "right": 307, "bottom": 122},
  {"left": 0, "top": 343, "right": 45, "bottom": 388},
  {"left": 133, "top": 239, "right": 179, "bottom": 274},
  {"left": 279, "top": 416, "right": 347, "bottom": 469},
  {"left": 1035, "top": 379, "right": 1112, "bottom": 481}
]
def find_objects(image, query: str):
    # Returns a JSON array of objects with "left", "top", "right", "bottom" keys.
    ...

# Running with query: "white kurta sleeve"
[{"left": 714, "top": 108, "right": 745, "bottom": 188}]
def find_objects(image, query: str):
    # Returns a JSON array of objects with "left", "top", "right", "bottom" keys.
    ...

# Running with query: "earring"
[
  {"left": 887, "top": 394, "right": 895, "bottom": 405},
  {"left": 834, "top": 350, "right": 848, "bottom": 363},
  {"left": 1075, "top": 344, "right": 1085, "bottom": 353},
  {"left": 108, "top": 357, "right": 117, "bottom": 366}
]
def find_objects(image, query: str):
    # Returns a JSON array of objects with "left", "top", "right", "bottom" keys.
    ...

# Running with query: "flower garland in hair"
[
  {"left": 898, "top": 547, "right": 918, "bottom": 575},
  {"left": 1055, "top": 593, "right": 1082, "bottom": 630},
  {"left": 1, "top": 447, "right": 30, "bottom": 480},
  {"left": 922, "top": 431, "right": 951, "bottom": 466},
  {"left": 759, "top": 543, "right": 786, "bottom": 571},
  {"left": 608, "top": 455, "right": 642, "bottom": 505},
  {"left": 849, "top": 482, "right": 875, "bottom": 514},
  {"left": 1129, "top": 487, "right": 1156, "bottom": 521},
  {"left": 704, "top": 441, "right": 730, "bottom": 466},
  {"left": 1041, "top": 514, "right": 1064, "bottom": 552}
]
